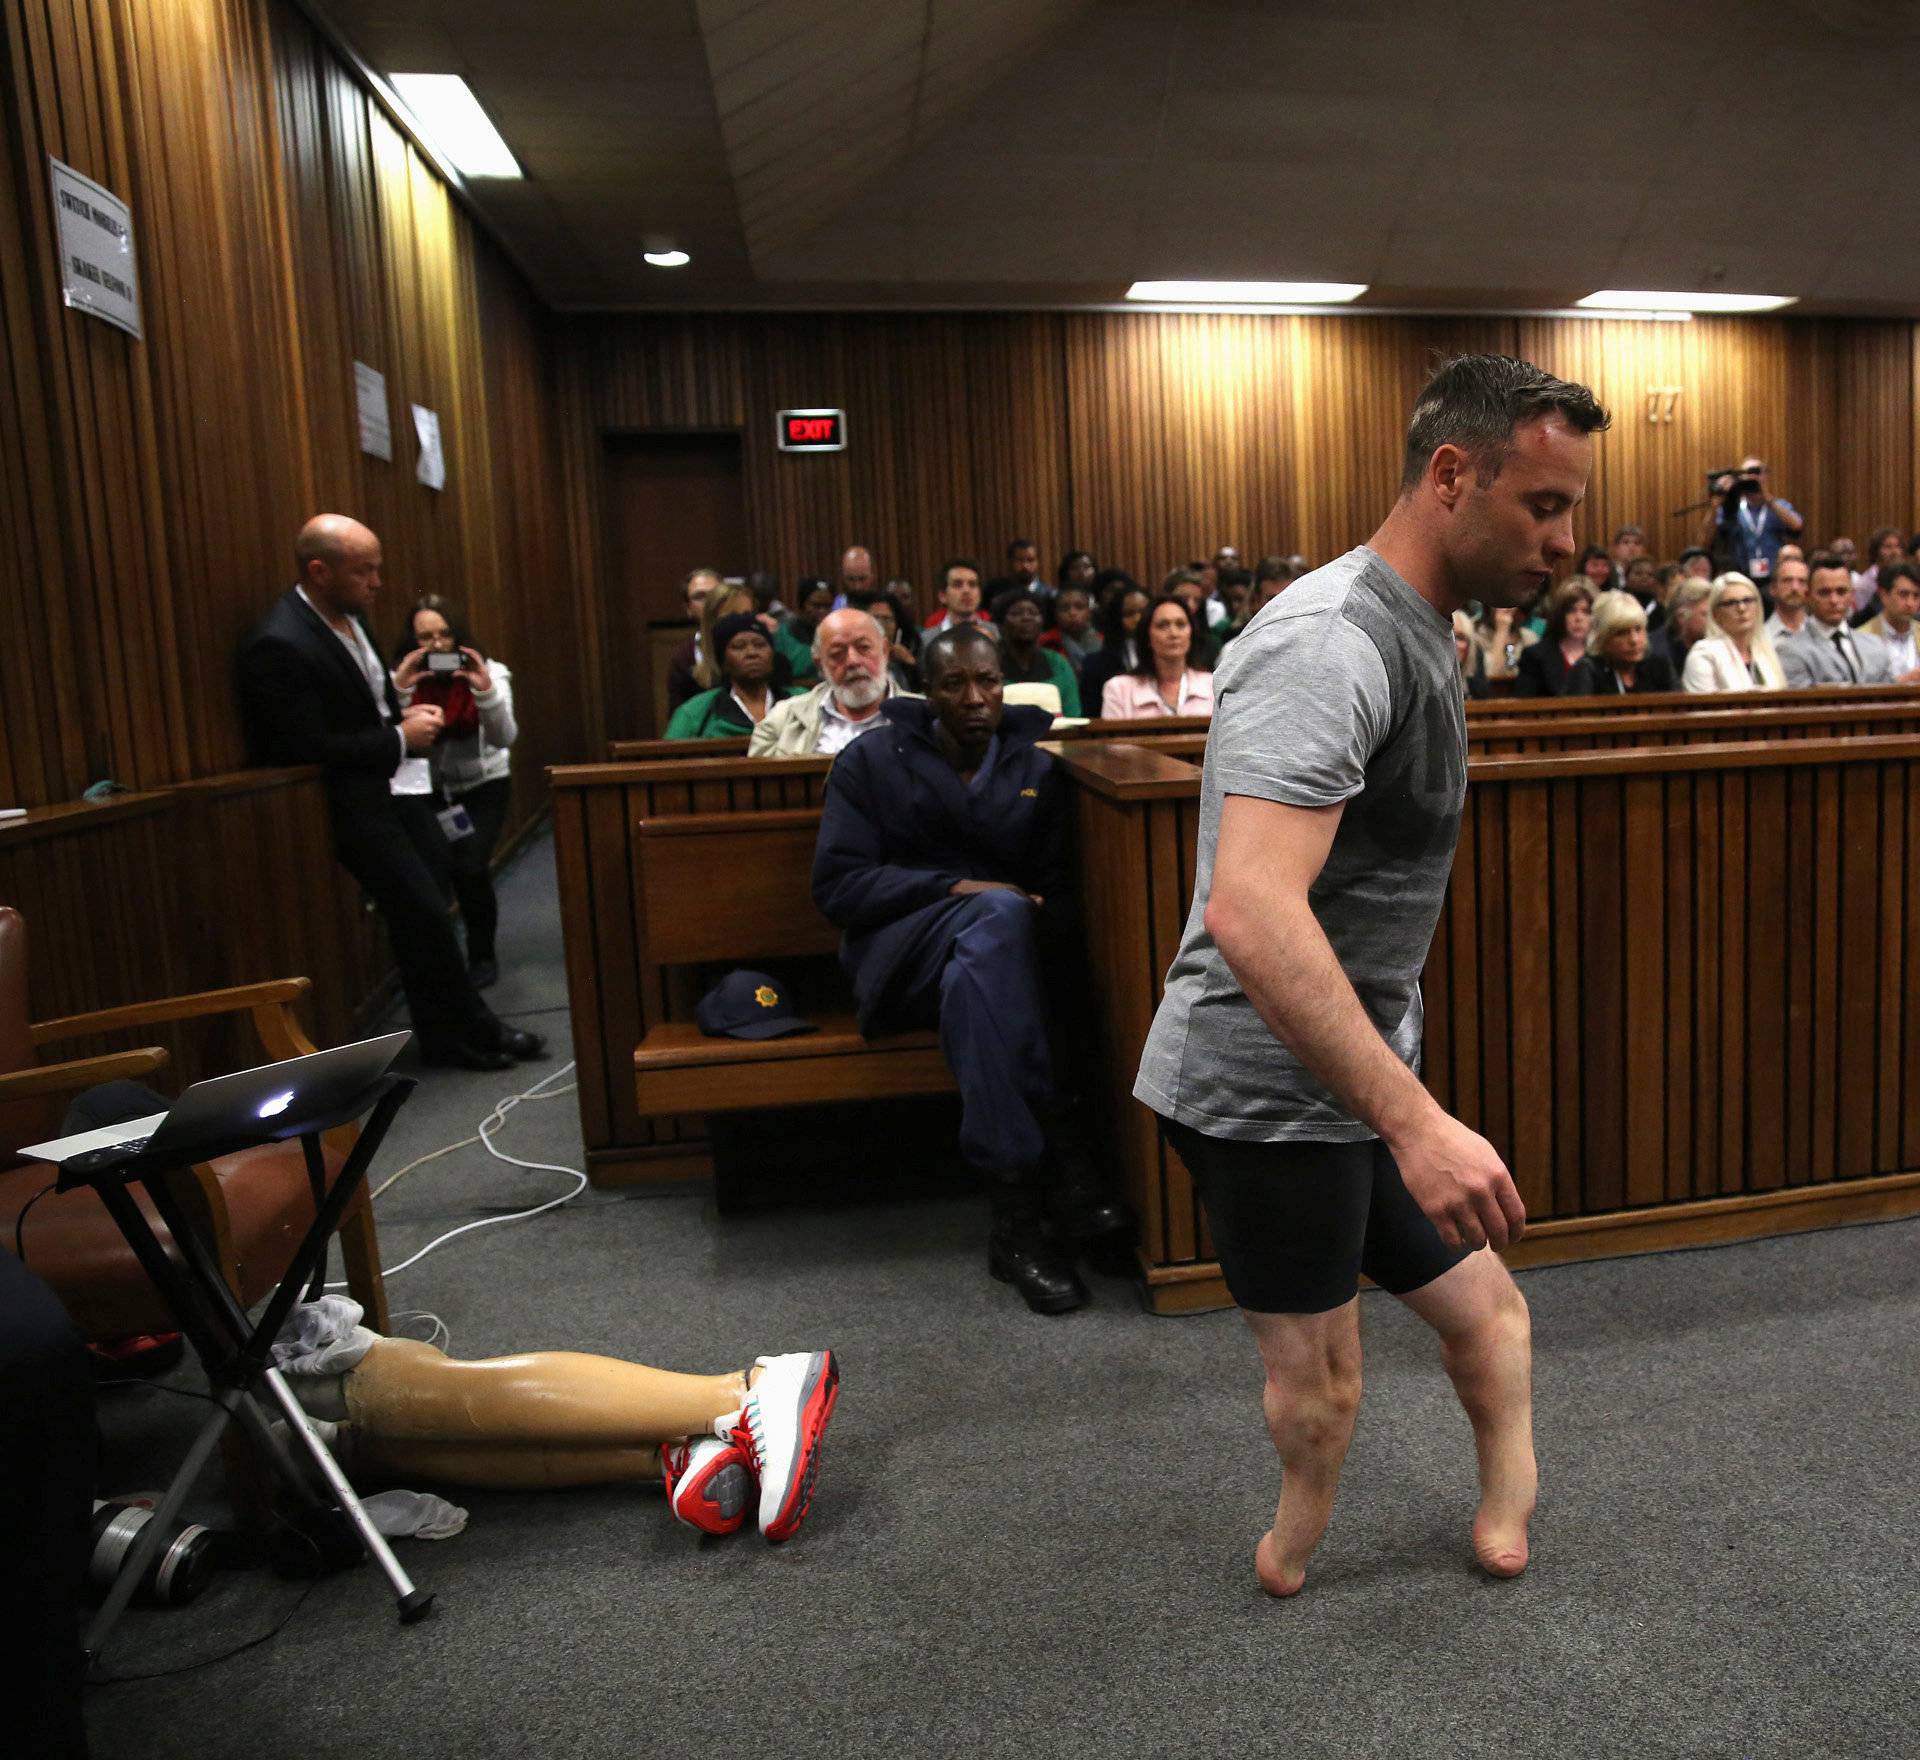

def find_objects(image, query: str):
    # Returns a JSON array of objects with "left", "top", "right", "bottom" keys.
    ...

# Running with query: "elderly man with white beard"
[{"left": 749, "top": 608, "right": 920, "bottom": 756}]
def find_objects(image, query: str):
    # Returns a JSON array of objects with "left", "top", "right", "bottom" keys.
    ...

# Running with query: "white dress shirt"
[
  {"left": 1876, "top": 622, "right": 1918, "bottom": 678},
  {"left": 296, "top": 585, "right": 431, "bottom": 795}
]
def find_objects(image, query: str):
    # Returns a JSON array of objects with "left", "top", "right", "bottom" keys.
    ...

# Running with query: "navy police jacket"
[{"left": 811, "top": 698, "right": 1072, "bottom": 1029}]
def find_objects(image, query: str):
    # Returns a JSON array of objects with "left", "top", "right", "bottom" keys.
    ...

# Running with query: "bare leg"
[
  {"left": 1242, "top": 1299, "right": 1363, "bottom": 1597},
  {"left": 1397, "top": 1250, "right": 1535, "bottom": 1577},
  {"left": 346, "top": 1434, "right": 665, "bottom": 1489},
  {"left": 344, "top": 1337, "right": 750, "bottom": 1448}
]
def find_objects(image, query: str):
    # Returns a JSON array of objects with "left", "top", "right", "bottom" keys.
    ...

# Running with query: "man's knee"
[
  {"left": 954, "top": 888, "right": 1037, "bottom": 936},
  {"left": 1263, "top": 1359, "right": 1362, "bottom": 1455},
  {"left": 1260, "top": 1323, "right": 1363, "bottom": 1445}
]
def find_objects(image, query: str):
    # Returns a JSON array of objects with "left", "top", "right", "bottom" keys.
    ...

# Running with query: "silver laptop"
[{"left": 19, "top": 1031, "right": 411, "bottom": 1165}]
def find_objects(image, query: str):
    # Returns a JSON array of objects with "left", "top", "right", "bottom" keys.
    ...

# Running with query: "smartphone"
[{"left": 425, "top": 651, "right": 462, "bottom": 674}]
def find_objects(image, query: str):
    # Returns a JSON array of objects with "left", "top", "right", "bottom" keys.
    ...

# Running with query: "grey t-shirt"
[{"left": 1133, "top": 546, "right": 1466, "bottom": 1141}]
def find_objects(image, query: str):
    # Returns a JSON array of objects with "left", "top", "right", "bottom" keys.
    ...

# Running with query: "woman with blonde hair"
[
  {"left": 1566, "top": 589, "right": 1677, "bottom": 695},
  {"left": 1682, "top": 572, "right": 1786, "bottom": 692}
]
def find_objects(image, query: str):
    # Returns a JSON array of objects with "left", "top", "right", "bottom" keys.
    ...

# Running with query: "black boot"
[
  {"left": 987, "top": 1178, "right": 1087, "bottom": 1315},
  {"left": 1045, "top": 1124, "right": 1133, "bottom": 1275}
]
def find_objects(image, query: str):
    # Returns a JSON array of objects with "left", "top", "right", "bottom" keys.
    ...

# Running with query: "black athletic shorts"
[{"left": 1159, "top": 1116, "right": 1468, "bottom": 1314}]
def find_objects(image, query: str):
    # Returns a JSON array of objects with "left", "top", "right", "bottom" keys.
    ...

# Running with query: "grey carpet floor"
[{"left": 82, "top": 831, "right": 1920, "bottom": 1759}]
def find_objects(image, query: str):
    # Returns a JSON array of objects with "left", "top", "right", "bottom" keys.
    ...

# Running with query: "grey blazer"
[{"left": 1776, "top": 622, "right": 1892, "bottom": 688}]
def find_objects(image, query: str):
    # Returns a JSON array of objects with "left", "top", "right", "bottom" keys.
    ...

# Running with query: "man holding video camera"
[{"left": 1699, "top": 456, "right": 1803, "bottom": 587}]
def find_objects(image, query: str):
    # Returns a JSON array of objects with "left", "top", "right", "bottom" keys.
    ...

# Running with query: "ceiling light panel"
[
  {"left": 390, "top": 74, "right": 522, "bottom": 180},
  {"left": 1578, "top": 290, "right": 1796, "bottom": 314},
  {"left": 1125, "top": 280, "right": 1369, "bottom": 305}
]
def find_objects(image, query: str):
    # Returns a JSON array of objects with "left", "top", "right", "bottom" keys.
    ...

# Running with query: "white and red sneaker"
[
  {"left": 661, "top": 1435, "right": 751, "bottom": 1536},
  {"left": 728, "top": 1350, "right": 840, "bottom": 1542}
]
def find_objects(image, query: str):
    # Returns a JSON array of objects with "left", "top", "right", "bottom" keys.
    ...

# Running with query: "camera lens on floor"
[{"left": 90, "top": 1497, "right": 217, "bottom": 1607}]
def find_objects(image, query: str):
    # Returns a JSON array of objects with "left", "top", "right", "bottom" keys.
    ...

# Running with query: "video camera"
[{"left": 1707, "top": 466, "right": 1763, "bottom": 500}]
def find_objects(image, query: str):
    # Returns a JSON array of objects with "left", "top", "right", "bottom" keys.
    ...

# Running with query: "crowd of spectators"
[
  {"left": 664, "top": 475, "right": 1920, "bottom": 748},
  {"left": 663, "top": 541, "right": 1316, "bottom": 747}
]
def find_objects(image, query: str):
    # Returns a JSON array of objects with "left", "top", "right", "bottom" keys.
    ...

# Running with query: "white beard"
[{"left": 833, "top": 672, "right": 887, "bottom": 711}]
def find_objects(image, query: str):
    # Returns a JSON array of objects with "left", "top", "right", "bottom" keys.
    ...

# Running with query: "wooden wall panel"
[
  {"left": 572, "top": 307, "right": 1920, "bottom": 670},
  {"left": 0, "top": 0, "right": 584, "bottom": 813},
  {"left": 569, "top": 310, "right": 1070, "bottom": 621}
]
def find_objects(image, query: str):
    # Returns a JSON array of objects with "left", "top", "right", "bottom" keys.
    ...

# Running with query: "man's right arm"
[
  {"left": 237, "top": 636, "right": 402, "bottom": 777},
  {"left": 1204, "top": 792, "right": 1525, "bottom": 1250}
]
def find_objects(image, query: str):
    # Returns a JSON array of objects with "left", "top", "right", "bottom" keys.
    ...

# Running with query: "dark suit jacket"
[
  {"left": 1514, "top": 640, "right": 1578, "bottom": 697},
  {"left": 237, "top": 587, "right": 403, "bottom": 816},
  {"left": 1565, "top": 653, "right": 1678, "bottom": 695}
]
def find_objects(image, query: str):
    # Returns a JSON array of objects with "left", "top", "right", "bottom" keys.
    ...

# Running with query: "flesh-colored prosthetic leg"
[
  {"left": 344, "top": 1438, "right": 668, "bottom": 1489},
  {"left": 333, "top": 1337, "right": 750, "bottom": 1490}
]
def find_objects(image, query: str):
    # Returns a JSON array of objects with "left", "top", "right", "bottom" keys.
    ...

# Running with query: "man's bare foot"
[
  {"left": 1254, "top": 1529, "right": 1306, "bottom": 1597},
  {"left": 1470, "top": 1470, "right": 1535, "bottom": 1578}
]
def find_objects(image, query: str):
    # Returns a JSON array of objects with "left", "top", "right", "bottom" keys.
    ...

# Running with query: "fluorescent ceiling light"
[
  {"left": 389, "top": 74, "right": 521, "bottom": 179},
  {"left": 1560, "top": 307, "right": 1693, "bottom": 322},
  {"left": 1578, "top": 290, "right": 1796, "bottom": 314},
  {"left": 1126, "top": 280, "right": 1368, "bottom": 305},
  {"left": 643, "top": 250, "right": 691, "bottom": 268}
]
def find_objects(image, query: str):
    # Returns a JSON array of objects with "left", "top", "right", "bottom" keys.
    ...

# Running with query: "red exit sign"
[{"left": 777, "top": 408, "right": 846, "bottom": 452}]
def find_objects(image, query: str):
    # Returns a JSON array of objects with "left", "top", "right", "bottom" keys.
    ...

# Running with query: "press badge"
[
  {"left": 1750, "top": 553, "right": 1771, "bottom": 578},
  {"left": 436, "top": 803, "right": 475, "bottom": 840}
]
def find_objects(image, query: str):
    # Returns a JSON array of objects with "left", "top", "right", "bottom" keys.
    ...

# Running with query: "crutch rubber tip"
[{"left": 398, "top": 1589, "right": 436, "bottom": 1624}]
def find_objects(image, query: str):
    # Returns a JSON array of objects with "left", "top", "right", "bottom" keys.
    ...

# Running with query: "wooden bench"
[{"left": 628, "top": 809, "right": 953, "bottom": 1121}]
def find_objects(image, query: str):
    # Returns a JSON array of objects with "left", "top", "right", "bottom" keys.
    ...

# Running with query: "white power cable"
[{"left": 326, "top": 1059, "right": 584, "bottom": 1287}]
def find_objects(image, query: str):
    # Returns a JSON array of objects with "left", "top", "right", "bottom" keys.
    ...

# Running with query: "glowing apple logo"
[{"left": 257, "top": 1090, "right": 296, "bottom": 1119}]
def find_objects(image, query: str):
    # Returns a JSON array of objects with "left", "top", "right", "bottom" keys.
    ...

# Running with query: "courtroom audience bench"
[{"left": 627, "top": 809, "right": 953, "bottom": 1119}]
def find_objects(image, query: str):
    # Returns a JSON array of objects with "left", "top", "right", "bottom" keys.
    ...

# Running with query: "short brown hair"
[{"left": 1401, "top": 354, "right": 1610, "bottom": 493}]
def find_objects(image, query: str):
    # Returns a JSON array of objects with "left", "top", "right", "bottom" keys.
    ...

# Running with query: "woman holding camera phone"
[{"left": 392, "top": 596, "right": 517, "bottom": 989}]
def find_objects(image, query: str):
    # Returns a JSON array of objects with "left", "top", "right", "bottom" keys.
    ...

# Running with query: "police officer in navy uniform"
[{"left": 811, "top": 625, "right": 1124, "bottom": 1312}]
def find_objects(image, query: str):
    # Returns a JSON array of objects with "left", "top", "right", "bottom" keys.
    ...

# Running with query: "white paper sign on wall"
[
  {"left": 354, "top": 362, "right": 392, "bottom": 461},
  {"left": 49, "top": 158, "right": 141, "bottom": 339},
  {"left": 412, "top": 404, "right": 446, "bottom": 491}
]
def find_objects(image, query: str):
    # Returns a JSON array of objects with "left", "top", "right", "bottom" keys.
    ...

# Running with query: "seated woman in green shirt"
[
  {"left": 665, "top": 613, "right": 805, "bottom": 740},
  {"left": 990, "top": 589, "right": 1081, "bottom": 716}
]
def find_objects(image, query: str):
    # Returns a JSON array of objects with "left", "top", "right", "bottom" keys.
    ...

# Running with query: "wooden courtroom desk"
[
  {"left": 606, "top": 699, "right": 1920, "bottom": 766},
  {"left": 603, "top": 716, "right": 1216, "bottom": 764},
  {"left": 1064, "top": 734, "right": 1920, "bottom": 1312},
  {"left": 0, "top": 771, "right": 385, "bottom": 1086}
]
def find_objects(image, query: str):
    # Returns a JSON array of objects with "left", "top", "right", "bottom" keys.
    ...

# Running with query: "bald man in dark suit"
[{"left": 238, "top": 515, "right": 542, "bottom": 1070}]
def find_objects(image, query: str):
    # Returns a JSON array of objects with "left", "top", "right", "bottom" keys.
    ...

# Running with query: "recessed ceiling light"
[
  {"left": 1578, "top": 290, "right": 1797, "bottom": 315},
  {"left": 389, "top": 74, "right": 520, "bottom": 179},
  {"left": 1560, "top": 307, "right": 1693, "bottom": 323},
  {"left": 643, "top": 250, "right": 691, "bottom": 269},
  {"left": 1125, "top": 280, "right": 1368, "bottom": 305}
]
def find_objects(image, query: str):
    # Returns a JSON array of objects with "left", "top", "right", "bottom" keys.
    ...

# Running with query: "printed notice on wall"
[
  {"left": 354, "top": 362, "right": 392, "bottom": 460},
  {"left": 412, "top": 404, "right": 446, "bottom": 490},
  {"left": 49, "top": 158, "right": 141, "bottom": 338}
]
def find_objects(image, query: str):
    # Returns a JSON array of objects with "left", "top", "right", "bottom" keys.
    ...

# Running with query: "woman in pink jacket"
[{"left": 1100, "top": 595, "right": 1214, "bottom": 719}]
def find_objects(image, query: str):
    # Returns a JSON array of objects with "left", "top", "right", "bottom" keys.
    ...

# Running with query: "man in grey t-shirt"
[{"left": 1136, "top": 354, "right": 1608, "bottom": 1597}]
